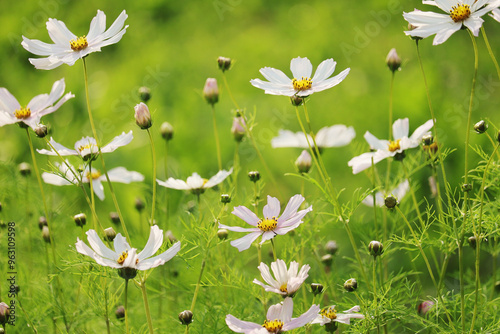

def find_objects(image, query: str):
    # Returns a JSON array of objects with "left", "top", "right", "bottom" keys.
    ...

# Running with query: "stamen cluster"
[
  {"left": 70, "top": 36, "right": 88, "bottom": 51},
  {"left": 257, "top": 217, "right": 278, "bottom": 231},
  {"left": 14, "top": 106, "right": 31, "bottom": 119},
  {"left": 292, "top": 77, "right": 313, "bottom": 91},
  {"left": 262, "top": 319, "right": 284, "bottom": 332},
  {"left": 449, "top": 4, "right": 471, "bottom": 22}
]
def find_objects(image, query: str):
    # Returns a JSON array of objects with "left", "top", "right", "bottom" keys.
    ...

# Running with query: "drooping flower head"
[
  {"left": 157, "top": 169, "right": 233, "bottom": 195},
  {"left": 219, "top": 195, "right": 312, "bottom": 252},
  {"left": 250, "top": 57, "right": 350, "bottom": 97},
  {"left": 271, "top": 125, "right": 356, "bottom": 151},
  {"left": 42, "top": 160, "right": 144, "bottom": 200},
  {"left": 37, "top": 131, "right": 133, "bottom": 161},
  {"left": 0, "top": 78, "right": 74, "bottom": 130},
  {"left": 22, "top": 10, "right": 128, "bottom": 70},
  {"left": 403, "top": 0, "right": 500, "bottom": 45},
  {"left": 76, "top": 225, "right": 181, "bottom": 279},
  {"left": 225, "top": 297, "right": 319, "bottom": 333},
  {"left": 312, "top": 305, "right": 364, "bottom": 330},
  {"left": 348, "top": 118, "right": 434, "bottom": 174},
  {"left": 253, "top": 259, "right": 310, "bottom": 298}
]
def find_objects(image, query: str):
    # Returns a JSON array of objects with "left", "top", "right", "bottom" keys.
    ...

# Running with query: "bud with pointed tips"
[
  {"left": 138, "top": 86, "right": 151, "bottom": 102},
  {"left": 344, "top": 278, "right": 358, "bottom": 292},
  {"left": 73, "top": 213, "right": 87, "bottom": 227},
  {"left": 474, "top": 120, "right": 487, "bottom": 134},
  {"left": 19, "top": 162, "right": 31, "bottom": 176},
  {"left": 248, "top": 171, "right": 260, "bottom": 182},
  {"left": 179, "top": 310, "right": 194, "bottom": 325},
  {"left": 310, "top": 283, "right": 324, "bottom": 295},
  {"left": 161, "top": 122, "right": 174, "bottom": 141},
  {"left": 295, "top": 150, "right": 312, "bottom": 173},
  {"left": 104, "top": 227, "right": 117, "bottom": 241},
  {"left": 368, "top": 240, "right": 384, "bottom": 258},
  {"left": 134, "top": 102, "right": 152, "bottom": 130},
  {"left": 231, "top": 117, "right": 246, "bottom": 142},
  {"left": 386, "top": 48, "right": 401, "bottom": 72},
  {"left": 217, "top": 57, "right": 232, "bottom": 72},
  {"left": 203, "top": 78, "right": 219, "bottom": 105},
  {"left": 35, "top": 124, "right": 48, "bottom": 138}
]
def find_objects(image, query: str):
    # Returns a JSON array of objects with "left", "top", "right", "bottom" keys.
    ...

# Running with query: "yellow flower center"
[
  {"left": 117, "top": 251, "right": 128, "bottom": 265},
  {"left": 388, "top": 139, "right": 401, "bottom": 152},
  {"left": 86, "top": 170, "right": 101, "bottom": 180},
  {"left": 279, "top": 283, "right": 288, "bottom": 293},
  {"left": 257, "top": 217, "right": 278, "bottom": 232},
  {"left": 78, "top": 143, "right": 97, "bottom": 152},
  {"left": 14, "top": 106, "right": 31, "bottom": 119},
  {"left": 70, "top": 35, "right": 88, "bottom": 51},
  {"left": 321, "top": 306, "right": 337, "bottom": 320},
  {"left": 450, "top": 4, "right": 471, "bottom": 22},
  {"left": 292, "top": 77, "right": 313, "bottom": 91},
  {"left": 262, "top": 319, "right": 284, "bottom": 333}
]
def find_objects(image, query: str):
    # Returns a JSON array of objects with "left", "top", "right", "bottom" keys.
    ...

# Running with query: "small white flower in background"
[
  {"left": 219, "top": 194, "right": 312, "bottom": 252},
  {"left": 42, "top": 160, "right": 144, "bottom": 200},
  {"left": 362, "top": 180, "right": 410, "bottom": 207},
  {"left": 225, "top": 297, "right": 319, "bottom": 333},
  {"left": 37, "top": 131, "right": 133, "bottom": 161},
  {"left": 312, "top": 305, "right": 364, "bottom": 327},
  {"left": 250, "top": 57, "right": 350, "bottom": 97},
  {"left": 491, "top": 8, "right": 500, "bottom": 22},
  {"left": 253, "top": 259, "right": 310, "bottom": 297},
  {"left": 403, "top": 0, "right": 500, "bottom": 45},
  {"left": 0, "top": 78, "right": 74, "bottom": 130},
  {"left": 22, "top": 10, "right": 128, "bottom": 70},
  {"left": 271, "top": 125, "right": 356, "bottom": 150},
  {"left": 347, "top": 118, "right": 434, "bottom": 174},
  {"left": 76, "top": 225, "right": 181, "bottom": 272},
  {"left": 157, "top": 169, "right": 233, "bottom": 195}
]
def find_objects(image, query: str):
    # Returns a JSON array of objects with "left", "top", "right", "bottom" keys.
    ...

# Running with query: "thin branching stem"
[{"left": 147, "top": 129, "right": 157, "bottom": 226}]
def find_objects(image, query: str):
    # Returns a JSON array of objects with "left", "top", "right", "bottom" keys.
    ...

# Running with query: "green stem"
[
  {"left": 481, "top": 27, "right": 500, "bottom": 80},
  {"left": 373, "top": 258, "right": 380, "bottom": 334},
  {"left": 190, "top": 258, "right": 206, "bottom": 313},
  {"left": 104, "top": 280, "right": 111, "bottom": 334},
  {"left": 271, "top": 238, "right": 277, "bottom": 261},
  {"left": 124, "top": 279, "right": 130, "bottom": 334},
  {"left": 140, "top": 279, "right": 155, "bottom": 334},
  {"left": 222, "top": 73, "right": 240, "bottom": 109},
  {"left": 164, "top": 140, "right": 170, "bottom": 228},
  {"left": 388, "top": 71, "right": 395, "bottom": 140},
  {"left": 147, "top": 129, "right": 157, "bottom": 226},
  {"left": 211, "top": 104, "right": 222, "bottom": 170},
  {"left": 89, "top": 160, "right": 96, "bottom": 230},
  {"left": 371, "top": 158, "right": 379, "bottom": 240}
]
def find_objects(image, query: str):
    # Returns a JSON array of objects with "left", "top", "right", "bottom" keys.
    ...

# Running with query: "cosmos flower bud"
[
  {"left": 35, "top": 124, "right": 48, "bottom": 138},
  {"left": 220, "top": 194, "right": 231, "bottom": 204},
  {"left": 290, "top": 96, "right": 304, "bottom": 106},
  {"left": 0, "top": 302, "right": 9, "bottom": 325},
  {"left": 325, "top": 240, "right": 338, "bottom": 255},
  {"left": 134, "top": 102, "right": 152, "bottom": 130},
  {"left": 474, "top": 120, "right": 487, "bottom": 134},
  {"left": 115, "top": 305, "right": 125, "bottom": 320},
  {"left": 110, "top": 212, "right": 120, "bottom": 224},
  {"left": 368, "top": 240, "right": 384, "bottom": 258},
  {"left": 165, "top": 230, "right": 177, "bottom": 243},
  {"left": 217, "top": 228, "right": 229, "bottom": 240},
  {"left": 73, "top": 213, "right": 87, "bottom": 227},
  {"left": 42, "top": 225, "right": 51, "bottom": 243},
  {"left": 231, "top": 117, "right": 246, "bottom": 142},
  {"left": 321, "top": 254, "right": 333, "bottom": 266},
  {"left": 421, "top": 134, "right": 434, "bottom": 146},
  {"left": 344, "top": 278, "right": 358, "bottom": 292},
  {"left": 468, "top": 236, "right": 477, "bottom": 249},
  {"left": 217, "top": 57, "right": 232, "bottom": 72},
  {"left": 295, "top": 150, "right": 312, "bottom": 173},
  {"left": 417, "top": 300, "right": 435, "bottom": 316},
  {"left": 161, "top": 122, "right": 174, "bottom": 141},
  {"left": 462, "top": 183, "right": 472, "bottom": 192},
  {"left": 38, "top": 216, "right": 48, "bottom": 230},
  {"left": 179, "top": 310, "right": 194, "bottom": 325},
  {"left": 18, "top": 162, "right": 31, "bottom": 176},
  {"left": 134, "top": 198, "right": 145, "bottom": 212},
  {"left": 138, "top": 86, "right": 151, "bottom": 102},
  {"left": 248, "top": 171, "right": 260, "bottom": 182},
  {"left": 203, "top": 78, "right": 219, "bottom": 105},
  {"left": 384, "top": 195, "right": 398, "bottom": 209},
  {"left": 386, "top": 48, "right": 401, "bottom": 72},
  {"left": 310, "top": 283, "right": 324, "bottom": 295},
  {"left": 104, "top": 227, "right": 117, "bottom": 241}
]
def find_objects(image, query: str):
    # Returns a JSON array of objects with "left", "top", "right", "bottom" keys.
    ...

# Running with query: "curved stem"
[
  {"left": 147, "top": 129, "right": 157, "bottom": 226},
  {"left": 481, "top": 27, "right": 500, "bottom": 80}
]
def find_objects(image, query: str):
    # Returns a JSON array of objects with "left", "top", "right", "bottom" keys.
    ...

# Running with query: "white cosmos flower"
[
  {"left": 250, "top": 57, "right": 350, "bottom": 97},
  {"left": 226, "top": 297, "right": 320, "bottom": 333},
  {"left": 0, "top": 78, "right": 74, "bottom": 130},
  {"left": 22, "top": 10, "right": 128, "bottom": 70},
  {"left": 37, "top": 131, "right": 133, "bottom": 161},
  {"left": 253, "top": 259, "right": 310, "bottom": 297},
  {"left": 491, "top": 8, "right": 500, "bottom": 22},
  {"left": 347, "top": 118, "right": 434, "bottom": 174},
  {"left": 403, "top": 0, "right": 500, "bottom": 45},
  {"left": 42, "top": 160, "right": 144, "bottom": 200},
  {"left": 271, "top": 125, "right": 355, "bottom": 150},
  {"left": 156, "top": 168, "right": 233, "bottom": 195},
  {"left": 76, "top": 225, "right": 181, "bottom": 271},
  {"left": 219, "top": 195, "right": 312, "bottom": 252},
  {"left": 362, "top": 180, "right": 410, "bottom": 207},
  {"left": 312, "top": 305, "right": 364, "bottom": 326}
]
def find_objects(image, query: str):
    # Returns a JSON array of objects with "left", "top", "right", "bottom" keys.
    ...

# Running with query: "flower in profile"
[
  {"left": 22, "top": 10, "right": 128, "bottom": 70},
  {"left": 42, "top": 160, "right": 144, "bottom": 200},
  {"left": 226, "top": 297, "right": 319, "bottom": 333},
  {"left": 37, "top": 131, "right": 133, "bottom": 161},
  {"left": 250, "top": 57, "right": 350, "bottom": 97},
  {"left": 253, "top": 259, "right": 310, "bottom": 297},
  {"left": 76, "top": 225, "right": 181, "bottom": 277},
  {"left": 219, "top": 195, "right": 312, "bottom": 252},
  {"left": 403, "top": 0, "right": 500, "bottom": 45},
  {"left": 312, "top": 305, "right": 364, "bottom": 327},
  {"left": 0, "top": 78, "right": 74, "bottom": 130},
  {"left": 362, "top": 180, "right": 410, "bottom": 207},
  {"left": 271, "top": 125, "right": 356, "bottom": 150},
  {"left": 347, "top": 118, "right": 434, "bottom": 174},
  {"left": 157, "top": 169, "right": 233, "bottom": 195},
  {"left": 491, "top": 8, "right": 500, "bottom": 22}
]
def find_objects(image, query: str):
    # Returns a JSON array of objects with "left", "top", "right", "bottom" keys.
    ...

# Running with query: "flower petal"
[
  {"left": 225, "top": 314, "right": 262, "bottom": 332},
  {"left": 283, "top": 303, "right": 320, "bottom": 330},
  {"left": 137, "top": 225, "right": 163, "bottom": 261},
  {"left": 106, "top": 167, "right": 144, "bottom": 184},
  {"left": 230, "top": 232, "right": 262, "bottom": 252},
  {"left": 231, "top": 206, "right": 260, "bottom": 226},
  {"left": 157, "top": 177, "right": 190, "bottom": 190},
  {"left": 263, "top": 195, "right": 281, "bottom": 218},
  {"left": 136, "top": 241, "right": 181, "bottom": 270},
  {"left": 46, "top": 18, "right": 76, "bottom": 45},
  {"left": 315, "top": 125, "right": 356, "bottom": 148},
  {"left": 86, "top": 229, "right": 117, "bottom": 260},
  {"left": 259, "top": 67, "right": 292, "bottom": 85},
  {"left": 101, "top": 131, "right": 133, "bottom": 153},
  {"left": 392, "top": 118, "right": 409, "bottom": 140},
  {"left": 290, "top": 57, "right": 313, "bottom": 79},
  {"left": 204, "top": 168, "right": 233, "bottom": 188},
  {"left": 311, "top": 58, "right": 336, "bottom": 82},
  {"left": 279, "top": 194, "right": 305, "bottom": 222}
]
